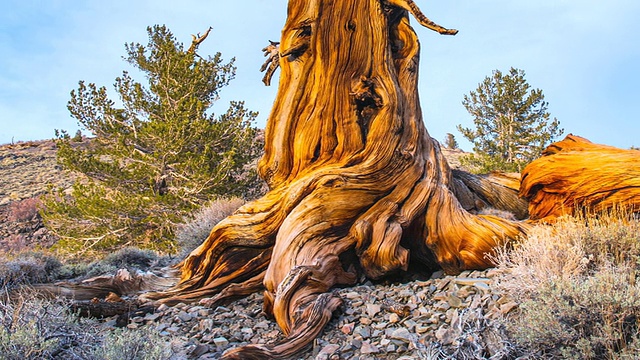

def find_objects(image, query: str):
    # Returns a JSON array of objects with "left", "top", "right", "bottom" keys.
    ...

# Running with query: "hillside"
[
  {"left": 0, "top": 140, "right": 76, "bottom": 205},
  {"left": 0, "top": 140, "right": 79, "bottom": 251},
  {"left": 0, "top": 139, "right": 468, "bottom": 206}
]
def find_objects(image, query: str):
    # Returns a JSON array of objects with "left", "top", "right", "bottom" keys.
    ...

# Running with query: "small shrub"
[
  {"left": 7, "top": 197, "right": 41, "bottom": 222},
  {"left": 175, "top": 197, "right": 245, "bottom": 255},
  {"left": 102, "top": 247, "right": 160, "bottom": 271},
  {"left": 494, "top": 212, "right": 640, "bottom": 359},
  {"left": 0, "top": 252, "right": 62, "bottom": 289},
  {"left": 90, "top": 327, "right": 171, "bottom": 360},
  {"left": 28, "top": 247, "right": 171, "bottom": 282},
  {"left": 0, "top": 292, "right": 102, "bottom": 359},
  {"left": 55, "top": 260, "right": 117, "bottom": 280},
  {"left": 0, "top": 290, "right": 174, "bottom": 360}
]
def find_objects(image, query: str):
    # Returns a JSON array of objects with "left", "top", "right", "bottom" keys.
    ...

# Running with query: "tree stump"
[{"left": 147, "top": 1, "right": 528, "bottom": 357}]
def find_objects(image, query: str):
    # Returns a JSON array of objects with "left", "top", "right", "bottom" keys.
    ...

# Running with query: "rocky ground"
[
  {"left": 0, "top": 140, "right": 73, "bottom": 251},
  {"left": 106, "top": 267, "right": 517, "bottom": 359},
  {"left": 0, "top": 140, "right": 77, "bottom": 205}
]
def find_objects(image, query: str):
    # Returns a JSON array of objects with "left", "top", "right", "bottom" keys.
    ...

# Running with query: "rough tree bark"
[
  {"left": 146, "top": 1, "right": 528, "bottom": 358},
  {"left": 521, "top": 134, "right": 640, "bottom": 222}
]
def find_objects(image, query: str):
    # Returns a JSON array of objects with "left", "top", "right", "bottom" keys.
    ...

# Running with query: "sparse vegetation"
[
  {"left": 101, "top": 247, "right": 169, "bottom": 272},
  {"left": 0, "top": 247, "right": 172, "bottom": 291},
  {"left": 91, "top": 327, "right": 172, "bottom": 360},
  {"left": 494, "top": 209, "right": 640, "bottom": 359},
  {"left": 0, "top": 290, "right": 172, "bottom": 360},
  {"left": 0, "top": 252, "right": 62, "bottom": 290}
]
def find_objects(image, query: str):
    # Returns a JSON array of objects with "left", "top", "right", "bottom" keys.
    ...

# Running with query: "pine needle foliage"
[
  {"left": 444, "top": 133, "right": 458, "bottom": 150},
  {"left": 457, "top": 67, "right": 563, "bottom": 173},
  {"left": 42, "top": 25, "right": 263, "bottom": 257}
]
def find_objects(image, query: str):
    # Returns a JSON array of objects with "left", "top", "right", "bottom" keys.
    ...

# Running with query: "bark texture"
[
  {"left": 148, "top": 1, "right": 528, "bottom": 357},
  {"left": 521, "top": 134, "right": 640, "bottom": 222}
]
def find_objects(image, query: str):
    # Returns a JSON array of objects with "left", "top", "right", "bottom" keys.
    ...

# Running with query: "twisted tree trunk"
[{"left": 147, "top": 1, "right": 528, "bottom": 357}]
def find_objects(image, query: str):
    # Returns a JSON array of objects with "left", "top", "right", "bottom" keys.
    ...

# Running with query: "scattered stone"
[
  {"left": 360, "top": 341, "right": 380, "bottom": 355},
  {"left": 167, "top": 325, "right": 182, "bottom": 333},
  {"left": 213, "top": 336, "right": 229, "bottom": 347},
  {"left": 388, "top": 313, "right": 400, "bottom": 323},
  {"left": 198, "top": 318, "right": 214, "bottom": 332},
  {"left": 317, "top": 344, "right": 340, "bottom": 359},
  {"left": 241, "top": 327, "right": 254, "bottom": 337},
  {"left": 190, "top": 344, "right": 210, "bottom": 358},
  {"left": 474, "top": 281, "right": 491, "bottom": 292},
  {"left": 390, "top": 328, "right": 413, "bottom": 343},
  {"left": 366, "top": 303, "right": 381, "bottom": 317},
  {"left": 356, "top": 326, "right": 371, "bottom": 339},
  {"left": 341, "top": 322, "right": 355, "bottom": 334},
  {"left": 447, "top": 294, "right": 463, "bottom": 308},
  {"left": 176, "top": 311, "right": 192, "bottom": 322},
  {"left": 144, "top": 312, "right": 161, "bottom": 322}
]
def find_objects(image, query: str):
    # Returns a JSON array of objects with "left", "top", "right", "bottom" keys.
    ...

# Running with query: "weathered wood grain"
[
  {"left": 150, "top": 1, "right": 528, "bottom": 358},
  {"left": 521, "top": 134, "right": 640, "bottom": 222}
]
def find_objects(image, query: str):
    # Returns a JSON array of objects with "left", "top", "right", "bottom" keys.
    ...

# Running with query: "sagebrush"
[
  {"left": 0, "top": 290, "right": 172, "bottom": 359},
  {"left": 494, "top": 210, "right": 640, "bottom": 359}
]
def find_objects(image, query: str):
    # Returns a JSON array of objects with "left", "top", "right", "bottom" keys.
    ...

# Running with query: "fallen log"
[
  {"left": 33, "top": 268, "right": 177, "bottom": 301},
  {"left": 521, "top": 134, "right": 640, "bottom": 222}
]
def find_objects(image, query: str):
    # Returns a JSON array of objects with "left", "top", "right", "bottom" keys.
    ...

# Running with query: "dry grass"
[
  {"left": 174, "top": 197, "right": 245, "bottom": 255},
  {"left": 493, "top": 210, "right": 640, "bottom": 359},
  {"left": 0, "top": 288, "right": 173, "bottom": 360},
  {"left": 0, "top": 252, "right": 62, "bottom": 290}
]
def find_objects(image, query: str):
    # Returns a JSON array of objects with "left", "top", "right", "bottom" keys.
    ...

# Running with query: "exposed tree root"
[{"left": 145, "top": 2, "right": 530, "bottom": 358}]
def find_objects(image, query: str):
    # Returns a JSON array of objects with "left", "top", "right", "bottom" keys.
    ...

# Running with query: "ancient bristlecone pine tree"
[{"left": 149, "top": 1, "right": 530, "bottom": 358}]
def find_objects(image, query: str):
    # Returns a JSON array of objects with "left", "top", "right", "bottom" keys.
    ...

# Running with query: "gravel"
[{"left": 102, "top": 269, "right": 517, "bottom": 359}]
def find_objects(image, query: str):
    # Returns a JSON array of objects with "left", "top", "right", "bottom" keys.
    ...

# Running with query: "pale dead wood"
[{"left": 187, "top": 26, "right": 213, "bottom": 55}]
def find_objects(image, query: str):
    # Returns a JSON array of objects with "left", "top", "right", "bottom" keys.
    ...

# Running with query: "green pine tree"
[
  {"left": 42, "top": 25, "right": 263, "bottom": 256},
  {"left": 444, "top": 133, "right": 458, "bottom": 150},
  {"left": 457, "top": 67, "right": 563, "bottom": 173}
]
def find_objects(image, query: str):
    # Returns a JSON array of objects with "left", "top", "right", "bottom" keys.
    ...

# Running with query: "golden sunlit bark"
[
  {"left": 521, "top": 134, "right": 640, "bottom": 222},
  {"left": 147, "top": 1, "right": 528, "bottom": 357}
]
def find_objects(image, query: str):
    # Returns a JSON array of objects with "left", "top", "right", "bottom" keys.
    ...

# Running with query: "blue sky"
[{"left": 1, "top": 0, "right": 639, "bottom": 151}]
